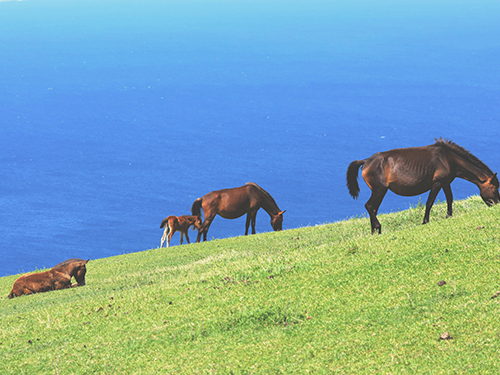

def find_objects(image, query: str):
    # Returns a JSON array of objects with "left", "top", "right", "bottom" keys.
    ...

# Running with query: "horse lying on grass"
[
  {"left": 8, "top": 258, "right": 89, "bottom": 298},
  {"left": 160, "top": 215, "right": 202, "bottom": 247}
]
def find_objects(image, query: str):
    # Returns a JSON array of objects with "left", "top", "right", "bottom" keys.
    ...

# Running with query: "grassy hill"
[{"left": 1, "top": 196, "right": 499, "bottom": 374}]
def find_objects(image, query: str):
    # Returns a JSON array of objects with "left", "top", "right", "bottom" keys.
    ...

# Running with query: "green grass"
[{"left": 1, "top": 196, "right": 499, "bottom": 374}]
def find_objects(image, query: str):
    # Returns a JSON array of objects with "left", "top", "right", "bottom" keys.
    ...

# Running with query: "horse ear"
[
  {"left": 491, "top": 173, "right": 499, "bottom": 186},
  {"left": 85, "top": 259, "right": 90, "bottom": 264},
  {"left": 280, "top": 210, "right": 286, "bottom": 215}
]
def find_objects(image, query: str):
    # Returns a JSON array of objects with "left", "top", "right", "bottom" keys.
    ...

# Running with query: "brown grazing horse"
[
  {"left": 191, "top": 182, "right": 285, "bottom": 242},
  {"left": 8, "top": 258, "right": 89, "bottom": 298},
  {"left": 160, "top": 215, "right": 202, "bottom": 247},
  {"left": 347, "top": 138, "right": 499, "bottom": 234}
]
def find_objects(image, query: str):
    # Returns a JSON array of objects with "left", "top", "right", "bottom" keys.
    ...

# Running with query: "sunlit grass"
[{"left": 1, "top": 196, "right": 499, "bottom": 373}]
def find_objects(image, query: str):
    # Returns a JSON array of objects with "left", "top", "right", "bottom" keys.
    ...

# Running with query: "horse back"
[
  {"left": 197, "top": 186, "right": 249, "bottom": 218},
  {"left": 365, "top": 146, "right": 447, "bottom": 172},
  {"left": 52, "top": 258, "right": 86, "bottom": 269},
  {"left": 223, "top": 186, "right": 255, "bottom": 209},
  {"left": 362, "top": 145, "right": 453, "bottom": 195},
  {"left": 160, "top": 215, "right": 178, "bottom": 229},
  {"left": 176, "top": 215, "right": 199, "bottom": 231}
]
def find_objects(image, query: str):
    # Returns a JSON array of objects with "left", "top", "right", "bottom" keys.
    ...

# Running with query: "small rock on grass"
[{"left": 439, "top": 332, "right": 452, "bottom": 341}]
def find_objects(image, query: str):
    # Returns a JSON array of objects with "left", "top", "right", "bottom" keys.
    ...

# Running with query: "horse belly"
[
  {"left": 218, "top": 209, "right": 247, "bottom": 219},
  {"left": 384, "top": 158, "right": 435, "bottom": 196},
  {"left": 217, "top": 194, "right": 252, "bottom": 219},
  {"left": 388, "top": 179, "right": 432, "bottom": 197}
]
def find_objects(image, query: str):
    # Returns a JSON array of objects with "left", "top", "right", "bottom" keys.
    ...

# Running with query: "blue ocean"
[{"left": 1, "top": 0, "right": 499, "bottom": 276}]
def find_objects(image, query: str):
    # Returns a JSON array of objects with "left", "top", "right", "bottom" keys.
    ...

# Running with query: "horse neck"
[
  {"left": 454, "top": 155, "right": 491, "bottom": 186},
  {"left": 55, "top": 263, "right": 76, "bottom": 277},
  {"left": 258, "top": 192, "right": 280, "bottom": 218}
]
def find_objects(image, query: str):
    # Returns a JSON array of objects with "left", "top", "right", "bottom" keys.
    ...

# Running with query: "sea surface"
[{"left": 1, "top": 0, "right": 499, "bottom": 276}]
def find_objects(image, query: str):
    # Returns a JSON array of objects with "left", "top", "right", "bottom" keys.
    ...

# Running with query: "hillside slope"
[{"left": 1, "top": 196, "right": 499, "bottom": 374}]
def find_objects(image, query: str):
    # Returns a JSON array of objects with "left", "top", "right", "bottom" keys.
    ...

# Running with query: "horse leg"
[
  {"left": 55, "top": 279, "right": 72, "bottom": 290},
  {"left": 185, "top": 230, "right": 190, "bottom": 244},
  {"left": 365, "top": 188, "right": 387, "bottom": 234},
  {"left": 23, "top": 287, "right": 35, "bottom": 296},
  {"left": 423, "top": 184, "right": 442, "bottom": 224},
  {"left": 196, "top": 226, "right": 203, "bottom": 243},
  {"left": 245, "top": 214, "right": 251, "bottom": 235},
  {"left": 442, "top": 184, "right": 453, "bottom": 218},
  {"left": 160, "top": 226, "right": 169, "bottom": 248},
  {"left": 203, "top": 221, "right": 214, "bottom": 241},
  {"left": 196, "top": 215, "right": 215, "bottom": 243},
  {"left": 244, "top": 212, "right": 257, "bottom": 235},
  {"left": 250, "top": 211, "right": 257, "bottom": 234},
  {"left": 180, "top": 231, "right": 184, "bottom": 245},
  {"left": 245, "top": 212, "right": 257, "bottom": 236},
  {"left": 167, "top": 229, "right": 175, "bottom": 247}
]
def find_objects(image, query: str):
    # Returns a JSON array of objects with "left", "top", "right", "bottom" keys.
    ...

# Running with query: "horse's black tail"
[
  {"left": 191, "top": 198, "right": 203, "bottom": 218},
  {"left": 346, "top": 160, "right": 365, "bottom": 199}
]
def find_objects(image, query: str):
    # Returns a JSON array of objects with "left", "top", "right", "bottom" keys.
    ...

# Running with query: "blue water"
[{"left": 1, "top": 0, "right": 499, "bottom": 276}]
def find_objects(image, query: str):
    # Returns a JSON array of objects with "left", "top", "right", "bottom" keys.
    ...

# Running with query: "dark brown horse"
[
  {"left": 347, "top": 138, "right": 499, "bottom": 234},
  {"left": 160, "top": 215, "right": 202, "bottom": 247},
  {"left": 191, "top": 182, "right": 285, "bottom": 242},
  {"left": 8, "top": 258, "right": 89, "bottom": 298}
]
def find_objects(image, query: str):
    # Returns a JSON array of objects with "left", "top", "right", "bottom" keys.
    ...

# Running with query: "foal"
[{"left": 160, "top": 215, "right": 202, "bottom": 247}]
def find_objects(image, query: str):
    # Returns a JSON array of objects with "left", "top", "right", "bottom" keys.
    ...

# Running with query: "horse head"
[
  {"left": 479, "top": 173, "right": 500, "bottom": 206},
  {"left": 271, "top": 210, "right": 286, "bottom": 231},
  {"left": 73, "top": 259, "right": 89, "bottom": 286},
  {"left": 192, "top": 216, "right": 203, "bottom": 231}
]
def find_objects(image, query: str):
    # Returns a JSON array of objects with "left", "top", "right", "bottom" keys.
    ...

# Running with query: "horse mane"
[
  {"left": 51, "top": 258, "right": 86, "bottom": 269},
  {"left": 435, "top": 138, "right": 493, "bottom": 175},
  {"left": 245, "top": 182, "right": 280, "bottom": 208}
]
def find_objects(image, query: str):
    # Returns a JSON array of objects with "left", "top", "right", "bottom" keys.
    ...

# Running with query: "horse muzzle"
[{"left": 483, "top": 198, "right": 498, "bottom": 207}]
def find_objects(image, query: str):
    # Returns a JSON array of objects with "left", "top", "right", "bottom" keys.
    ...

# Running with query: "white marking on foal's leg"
[{"left": 161, "top": 227, "right": 168, "bottom": 248}]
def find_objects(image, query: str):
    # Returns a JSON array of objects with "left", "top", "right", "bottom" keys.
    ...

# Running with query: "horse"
[
  {"left": 159, "top": 215, "right": 202, "bottom": 247},
  {"left": 346, "top": 138, "right": 499, "bottom": 234},
  {"left": 191, "top": 182, "right": 285, "bottom": 242},
  {"left": 8, "top": 258, "right": 89, "bottom": 298}
]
